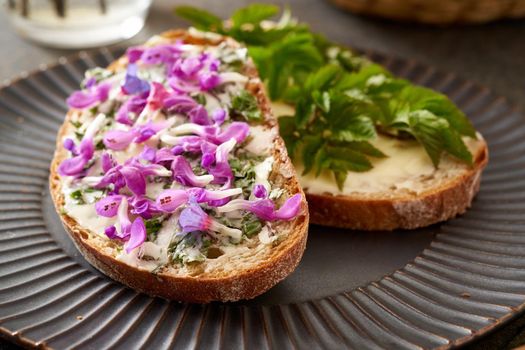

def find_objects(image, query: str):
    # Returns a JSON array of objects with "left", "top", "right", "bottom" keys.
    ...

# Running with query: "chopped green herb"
[
  {"left": 242, "top": 213, "right": 262, "bottom": 237},
  {"left": 231, "top": 90, "right": 262, "bottom": 121},
  {"left": 70, "top": 189, "right": 85, "bottom": 204},
  {"left": 95, "top": 139, "right": 105, "bottom": 150},
  {"left": 145, "top": 218, "right": 163, "bottom": 240},
  {"left": 193, "top": 93, "right": 207, "bottom": 106},
  {"left": 70, "top": 120, "right": 82, "bottom": 128},
  {"left": 74, "top": 131, "right": 84, "bottom": 141}
]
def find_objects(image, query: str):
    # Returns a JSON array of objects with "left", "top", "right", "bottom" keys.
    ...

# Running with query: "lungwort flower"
[{"left": 216, "top": 194, "right": 302, "bottom": 221}]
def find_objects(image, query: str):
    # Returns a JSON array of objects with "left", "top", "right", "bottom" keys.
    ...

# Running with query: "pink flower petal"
[
  {"left": 125, "top": 217, "right": 147, "bottom": 253},
  {"left": 156, "top": 189, "right": 189, "bottom": 213},
  {"left": 95, "top": 195, "right": 123, "bottom": 217}
]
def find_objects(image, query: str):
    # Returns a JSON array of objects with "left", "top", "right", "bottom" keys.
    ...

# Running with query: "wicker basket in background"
[{"left": 330, "top": 0, "right": 525, "bottom": 24}]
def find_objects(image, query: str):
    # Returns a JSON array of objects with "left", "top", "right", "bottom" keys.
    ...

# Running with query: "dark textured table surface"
[{"left": 1, "top": 0, "right": 525, "bottom": 348}]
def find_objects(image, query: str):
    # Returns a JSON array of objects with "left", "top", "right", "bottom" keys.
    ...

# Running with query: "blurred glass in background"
[{"left": 4, "top": 0, "right": 152, "bottom": 49}]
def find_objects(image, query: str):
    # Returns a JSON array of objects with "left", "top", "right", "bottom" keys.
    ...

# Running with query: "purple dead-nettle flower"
[
  {"left": 119, "top": 165, "right": 147, "bottom": 196},
  {"left": 179, "top": 202, "right": 242, "bottom": 242},
  {"left": 147, "top": 82, "right": 170, "bottom": 111},
  {"left": 200, "top": 141, "right": 217, "bottom": 168},
  {"left": 124, "top": 216, "right": 147, "bottom": 253},
  {"left": 102, "top": 197, "right": 146, "bottom": 253},
  {"left": 160, "top": 135, "right": 203, "bottom": 154},
  {"left": 95, "top": 194, "right": 123, "bottom": 217},
  {"left": 58, "top": 114, "right": 106, "bottom": 177},
  {"left": 115, "top": 93, "right": 148, "bottom": 126},
  {"left": 207, "top": 139, "right": 236, "bottom": 188},
  {"left": 121, "top": 63, "right": 150, "bottom": 95},
  {"left": 166, "top": 121, "right": 249, "bottom": 145},
  {"left": 103, "top": 129, "right": 136, "bottom": 151},
  {"left": 186, "top": 187, "right": 242, "bottom": 205},
  {"left": 101, "top": 152, "right": 116, "bottom": 172},
  {"left": 212, "top": 109, "right": 227, "bottom": 125},
  {"left": 164, "top": 93, "right": 212, "bottom": 125},
  {"left": 199, "top": 71, "right": 221, "bottom": 91},
  {"left": 216, "top": 194, "right": 303, "bottom": 222},
  {"left": 67, "top": 82, "right": 112, "bottom": 109},
  {"left": 171, "top": 156, "right": 214, "bottom": 187},
  {"left": 167, "top": 77, "right": 200, "bottom": 94},
  {"left": 155, "top": 189, "right": 189, "bottom": 213},
  {"left": 105, "top": 225, "right": 118, "bottom": 239},
  {"left": 252, "top": 184, "right": 268, "bottom": 199},
  {"left": 103, "top": 120, "right": 172, "bottom": 150},
  {"left": 154, "top": 147, "right": 178, "bottom": 162},
  {"left": 140, "top": 44, "right": 181, "bottom": 66},
  {"left": 189, "top": 105, "right": 211, "bottom": 125},
  {"left": 139, "top": 146, "right": 156, "bottom": 162},
  {"left": 126, "top": 46, "right": 144, "bottom": 64},
  {"left": 155, "top": 187, "right": 242, "bottom": 214},
  {"left": 129, "top": 196, "right": 159, "bottom": 219},
  {"left": 58, "top": 138, "right": 94, "bottom": 176},
  {"left": 92, "top": 157, "right": 171, "bottom": 196},
  {"left": 172, "top": 56, "right": 203, "bottom": 80},
  {"left": 63, "top": 138, "right": 76, "bottom": 153},
  {"left": 84, "top": 77, "right": 97, "bottom": 89}
]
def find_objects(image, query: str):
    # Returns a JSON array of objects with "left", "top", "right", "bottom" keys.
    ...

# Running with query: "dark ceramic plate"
[{"left": 1, "top": 47, "right": 525, "bottom": 350}]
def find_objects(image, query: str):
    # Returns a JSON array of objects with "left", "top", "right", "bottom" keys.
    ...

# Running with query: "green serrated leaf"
[
  {"left": 305, "top": 64, "right": 341, "bottom": 92},
  {"left": 294, "top": 97, "right": 316, "bottom": 128},
  {"left": 333, "top": 170, "right": 348, "bottom": 191},
  {"left": 400, "top": 85, "right": 477, "bottom": 137},
  {"left": 347, "top": 141, "right": 387, "bottom": 158},
  {"left": 332, "top": 115, "right": 376, "bottom": 142},
  {"left": 408, "top": 110, "right": 447, "bottom": 167},
  {"left": 232, "top": 3, "right": 279, "bottom": 27},
  {"left": 442, "top": 128, "right": 473, "bottom": 165},
  {"left": 312, "top": 91, "right": 330, "bottom": 113},
  {"left": 301, "top": 135, "right": 324, "bottom": 175},
  {"left": 325, "top": 146, "right": 373, "bottom": 172},
  {"left": 174, "top": 6, "right": 223, "bottom": 31},
  {"left": 278, "top": 116, "right": 299, "bottom": 156}
]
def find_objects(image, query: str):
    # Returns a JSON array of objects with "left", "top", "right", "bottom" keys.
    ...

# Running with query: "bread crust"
[
  {"left": 306, "top": 142, "right": 488, "bottom": 230},
  {"left": 49, "top": 30, "right": 309, "bottom": 303}
]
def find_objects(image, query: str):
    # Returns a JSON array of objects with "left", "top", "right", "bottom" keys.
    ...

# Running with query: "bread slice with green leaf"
[{"left": 176, "top": 4, "right": 489, "bottom": 230}]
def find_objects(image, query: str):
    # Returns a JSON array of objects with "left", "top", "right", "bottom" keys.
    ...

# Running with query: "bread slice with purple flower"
[{"left": 49, "top": 30, "right": 308, "bottom": 303}]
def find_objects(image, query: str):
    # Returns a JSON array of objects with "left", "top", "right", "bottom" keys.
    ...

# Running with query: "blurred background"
[
  {"left": 0, "top": 0, "right": 524, "bottom": 349},
  {"left": 1, "top": 0, "right": 524, "bottom": 112}
]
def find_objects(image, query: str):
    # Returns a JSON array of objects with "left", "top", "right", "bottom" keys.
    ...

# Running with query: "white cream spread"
[{"left": 58, "top": 34, "right": 299, "bottom": 272}]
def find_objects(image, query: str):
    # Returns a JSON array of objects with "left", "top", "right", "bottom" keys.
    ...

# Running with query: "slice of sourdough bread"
[
  {"left": 271, "top": 102, "right": 488, "bottom": 231},
  {"left": 49, "top": 30, "right": 309, "bottom": 303}
]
